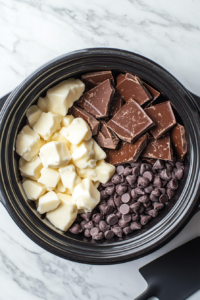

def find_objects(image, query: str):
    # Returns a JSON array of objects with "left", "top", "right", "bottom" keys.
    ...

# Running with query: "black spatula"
[{"left": 135, "top": 237, "right": 200, "bottom": 300}]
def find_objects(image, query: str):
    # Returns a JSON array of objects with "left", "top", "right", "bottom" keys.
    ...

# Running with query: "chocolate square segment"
[
  {"left": 109, "top": 91, "right": 124, "bottom": 117},
  {"left": 116, "top": 73, "right": 152, "bottom": 106},
  {"left": 142, "top": 133, "right": 173, "bottom": 161},
  {"left": 171, "top": 123, "right": 187, "bottom": 161},
  {"left": 76, "top": 79, "right": 115, "bottom": 119},
  {"left": 81, "top": 71, "right": 114, "bottom": 89},
  {"left": 105, "top": 134, "right": 148, "bottom": 165},
  {"left": 95, "top": 121, "right": 119, "bottom": 149},
  {"left": 107, "top": 98, "right": 154, "bottom": 143},
  {"left": 145, "top": 101, "right": 176, "bottom": 139}
]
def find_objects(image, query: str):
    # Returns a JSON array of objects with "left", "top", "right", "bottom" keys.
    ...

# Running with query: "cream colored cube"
[
  {"left": 72, "top": 178, "right": 100, "bottom": 212},
  {"left": 51, "top": 132, "right": 71, "bottom": 149},
  {"left": 37, "top": 191, "right": 60, "bottom": 214},
  {"left": 26, "top": 105, "right": 42, "bottom": 127},
  {"left": 16, "top": 125, "right": 44, "bottom": 161},
  {"left": 93, "top": 139, "right": 106, "bottom": 160},
  {"left": 62, "top": 115, "right": 74, "bottom": 127},
  {"left": 59, "top": 164, "right": 81, "bottom": 193},
  {"left": 19, "top": 156, "right": 43, "bottom": 180},
  {"left": 39, "top": 141, "right": 71, "bottom": 168},
  {"left": 38, "top": 168, "right": 60, "bottom": 188},
  {"left": 46, "top": 79, "right": 85, "bottom": 116},
  {"left": 22, "top": 179, "right": 46, "bottom": 200},
  {"left": 33, "top": 112, "right": 62, "bottom": 140},
  {"left": 46, "top": 193, "right": 78, "bottom": 231},
  {"left": 62, "top": 118, "right": 92, "bottom": 145},
  {"left": 93, "top": 181, "right": 100, "bottom": 189},
  {"left": 71, "top": 139, "right": 96, "bottom": 169},
  {"left": 37, "top": 97, "right": 48, "bottom": 112},
  {"left": 56, "top": 180, "right": 66, "bottom": 193}
]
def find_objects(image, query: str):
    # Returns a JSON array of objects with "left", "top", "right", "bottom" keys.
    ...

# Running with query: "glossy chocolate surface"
[{"left": 171, "top": 123, "right": 187, "bottom": 161}]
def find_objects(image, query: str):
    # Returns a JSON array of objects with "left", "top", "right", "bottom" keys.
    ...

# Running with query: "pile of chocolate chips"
[{"left": 69, "top": 157, "right": 184, "bottom": 240}]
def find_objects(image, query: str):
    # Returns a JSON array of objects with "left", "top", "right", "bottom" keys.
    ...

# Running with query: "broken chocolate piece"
[
  {"left": 71, "top": 106, "right": 100, "bottom": 136},
  {"left": 142, "top": 133, "right": 173, "bottom": 161},
  {"left": 81, "top": 71, "right": 114, "bottom": 89},
  {"left": 76, "top": 79, "right": 115, "bottom": 119},
  {"left": 143, "top": 83, "right": 160, "bottom": 108},
  {"left": 145, "top": 101, "right": 176, "bottom": 139},
  {"left": 105, "top": 134, "right": 148, "bottom": 165},
  {"left": 171, "top": 123, "right": 187, "bottom": 161},
  {"left": 95, "top": 121, "right": 119, "bottom": 149},
  {"left": 116, "top": 73, "right": 152, "bottom": 106},
  {"left": 109, "top": 91, "right": 124, "bottom": 116},
  {"left": 107, "top": 98, "right": 154, "bottom": 143}
]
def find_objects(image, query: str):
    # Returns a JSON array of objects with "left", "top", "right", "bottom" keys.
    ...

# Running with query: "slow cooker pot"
[{"left": 0, "top": 48, "right": 200, "bottom": 265}]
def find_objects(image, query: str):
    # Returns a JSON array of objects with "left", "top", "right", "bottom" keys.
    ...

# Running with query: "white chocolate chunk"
[
  {"left": 37, "top": 191, "right": 60, "bottom": 214},
  {"left": 93, "top": 181, "right": 100, "bottom": 189},
  {"left": 59, "top": 164, "right": 81, "bottom": 193},
  {"left": 33, "top": 112, "right": 62, "bottom": 140},
  {"left": 37, "top": 97, "right": 48, "bottom": 112},
  {"left": 62, "top": 115, "right": 74, "bottom": 127},
  {"left": 51, "top": 132, "right": 71, "bottom": 149},
  {"left": 39, "top": 141, "right": 71, "bottom": 168},
  {"left": 71, "top": 139, "right": 96, "bottom": 169},
  {"left": 46, "top": 193, "right": 78, "bottom": 231},
  {"left": 16, "top": 125, "right": 44, "bottom": 161},
  {"left": 19, "top": 156, "right": 43, "bottom": 180},
  {"left": 72, "top": 178, "right": 100, "bottom": 213},
  {"left": 38, "top": 168, "right": 60, "bottom": 188},
  {"left": 62, "top": 118, "right": 92, "bottom": 145},
  {"left": 46, "top": 79, "right": 85, "bottom": 116},
  {"left": 56, "top": 180, "right": 66, "bottom": 193},
  {"left": 77, "top": 160, "right": 115, "bottom": 183},
  {"left": 26, "top": 105, "right": 42, "bottom": 127},
  {"left": 93, "top": 139, "right": 106, "bottom": 160},
  {"left": 22, "top": 179, "right": 46, "bottom": 200}
]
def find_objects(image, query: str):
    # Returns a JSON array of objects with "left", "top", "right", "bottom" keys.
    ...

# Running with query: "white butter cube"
[
  {"left": 56, "top": 180, "right": 66, "bottom": 193},
  {"left": 71, "top": 139, "right": 96, "bottom": 169},
  {"left": 72, "top": 178, "right": 100, "bottom": 212},
  {"left": 59, "top": 164, "right": 81, "bottom": 193},
  {"left": 93, "top": 139, "right": 106, "bottom": 160},
  {"left": 37, "top": 97, "right": 48, "bottom": 112},
  {"left": 33, "top": 112, "right": 62, "bottom": 140},
  {"left": 19, "top": 156, "right": 43, "bottom": 180},
  {"left": 22, "top": 179, "right": 46, "bottom": 200},
  {"left": 62, "top": 115, "right": 74, "bottom": 127},
  {"left": 62, "top": 118, "right": 92, "bottom": 145},
  {"left": 46, "top": 79, "right": 85, "bottom": 116},
  {"left": 37, "top": 191, "right": 60, "bottom": 214},
  {"left": 39, "top": 141, "right": 71, "bottom": 168},
  {"left": 26, "top": 105, "right": 42, "bottom": 127},
  {"left": 46, "top": 193, "right": 78, "bottom": 231},
  {"left": 16, "top": 125, "right": 44, "bottom": 161},
  {"left": 38, "top": 168, "right": 60, "bottom": 188},
  {"left": 77, "top": 160, "right": 115, "bottom": 183}
]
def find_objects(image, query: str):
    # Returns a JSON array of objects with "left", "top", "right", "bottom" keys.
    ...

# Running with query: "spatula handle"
[{"left": 134, "top": 285, "right": 155, "bottom": 300}]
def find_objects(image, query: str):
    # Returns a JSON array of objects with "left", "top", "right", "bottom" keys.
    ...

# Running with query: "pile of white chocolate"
[{"left": 16, "top": 79, "right": 115, "bottom": 231}]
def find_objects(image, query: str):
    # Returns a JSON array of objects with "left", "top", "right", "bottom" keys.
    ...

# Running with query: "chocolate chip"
[
  {"left": 111, "top": 174, "right": 122, "bottom": 184},
  {"left": 122, "top": 213, "right": 132, "bottom": 222},
  {"left": 120, "top": 204, "right": 130, "bottom": 214},
  {"left": 116, "top": 165, "right": 125, "bottom": 175},
  {"left": 162, "top": 180, "right": 167, "bottom": 187},
  {"left": 104, "top": 230, "right": 114, "bottom": 239},
  {"left": 153, "top": 176, "right": 162, "bottom": 187},
  {"left": 143, "top": 201, "right": 151, "bottom": 208},
  {"left": 159, "top": 194, "right": 169, "bottom": 204},
  {"left": 159, "top": 187, "right": 166, "bottom": 194},
  {"left": 143, "top": 171, "right": 154, "bottom": 182},
  {"left": 131, "top": 160, "right": 142, "bottom": 168},
  {"left": 130, "top": 202, "right": 140, "bottom": 213},
  {"left": 85, "top": 221, "right": 94, "bottom": 229},
  {"left": 123, "top": 226, "right": 132, "bottom": 235},
  {"left": 148, "top": 209, "right": 158, "bottom": 218},
  {"left": 116, "top": 211, "right": 122, "bottom": 219},
  {"left": 137, "top": 195, "right": 149, "bottom": 203},
  {"left": 140, "top": 163, "right": 150, "bottom": 175},
  {"left": 174, "top": 168, "right": 184, "bottom": 180},
  {"left": 167, "top": 157, "right": 176, "bottom": 167},
  {"left": 75, "top": 214, "right": 82, "bottom": 223},
  {"left": 132, "top": 167, "right": 140, "bottom": 176},
  {"left": 176, "top": 161, "right": 184, "bottom": 169},
  {"left": 102, "top": 181, "right": 113, "bottom": 187},
  {"left": 131, "top": 213, "right": 140, "bottom": 221},
  {"left": 80, "top": 220, "right": 87, "bottom": 230},
  {"left": 69, "top": 223, "right": 82, "bottom": 234},
  {"left": 126, "top": 175, "right": 137, "bottom": 186},
  {"left": 138, "top": 176, "right": 149, "bottom": 188},
  {"left": 100, "top": 190, "right": 109, "bottom": 200},
  {"left": 167, "top": 188, "right": 175, "bottom": 200},
  {"left": 124, "top": 166, "right": 133, "bottom": 176},
  {"left": 153, "top": 202, "right": 164, "bottom": 210},
  {"left": 106, "top": 214, "right": 118, "bottom": 225},
  {"left": 144, "top": 184, "right": 154, "bottom": 194},
  {"left": 99, "top": 220, "right": 110, "bottom": 232},
  {"left": 145, "top": 206, "right": 152, "bottom": 212},
  {"left": 92, "top": 213, "right": 102, "bottom": 224},
  {"left": 116, "top": 184, "right": 128, "bottom": 195},
  {"left": 140, "top": 214, "right": 151, "bottom": 225},
  {"left": 98, "top": 203, "right": 107, "bottom": 215},
  {"left": 121, "top": 193, "right": 131, "bottom": 203},
  {"left": 138, "top": 205, "right": 145, "bottom": 214},
  {"left": 135, "top": 187, "right": 145, "bottom": 195},
  {"left": 105, "top": 185, "right": 115, "bottom": 195},
  {"left": 130, "top": 221, "right": 142, "bottom": 231},
  {"left": 165, "top": 163, "right": 173, "bottom": 172},
  {"left": 153, "top": 160, "right": 164, "bottom": 170},
  {"left": 107, "top": 198, "right": 115, "bottom": 208},
  {"left": 118, "top": 218, "right": 129, "bottom": 228},
  {"left": 114, "top": 193, "right": 122, "bottom": 206},
  {"left": 131, "top": 189, "right": 138, "bottom": 200},
  {"left": 167, "top": 179, "right": 179, "bottom": 190},
  {"left": 150, "top": 193, "right": 159, "bottom": 202},
  {"left": 152, "top": 188, "right": 160, "bottom": 197},
  {"left": 160, "top": 169, "right": 172, "bottom": 181},
  {"left": 80, "top": 212, "right": 92, "bottom": 222},
  {"left": 92, "top": 232, "right": 104, "bottom": 240},
  {"left": 84, "top": 228, "right": 91, "bottom": 237},
  {"left": 112, "top": 226, "right": 123, "bottom": 237},
  {"left": 90, "top": 227, "right": 99, "bottom": 236}
]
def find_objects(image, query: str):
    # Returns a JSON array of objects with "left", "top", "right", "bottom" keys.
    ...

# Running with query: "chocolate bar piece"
[
  {"left": 107, "top": 98, "right": 154, "bottom": 143},
  {"left": 105, "top": 134, "right": 148, "bottom": 165},
  {"left": 71, "top": 106, "right": 100, "bottom": 136},
  {"left": 116, "top": 73, "right": 152, "bottom": 106},
  {"left": 171, "top": 123, "right": 187, "bottom": 161},
  {"left": 109, "top": 91, "right": 124, "bottom": 117},
  {"left": 142, "top": 133, "right": 173, "bottom": 161},
  {"left": 81, "top": 71, "right": 114, "bottom": 89},
  {"left": 95, "top": 121, "right": 119, "bottom": 149},
  {"left": 143, "top": 83, "right": 160, "bottom": 108},
  {"left": 76, "top": 79, "right": 115, "bottom": 119},
  {"left": 145, "top": 101, "right": 176, "bottom": 139}
]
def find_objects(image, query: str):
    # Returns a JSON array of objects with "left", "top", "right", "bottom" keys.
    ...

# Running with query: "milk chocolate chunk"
[
  {"left": 142, "top": 133, "right": 173, "bottom": 161},
  {"left": 171, "top": 123, "right": 187, "bottom": 161},
  {"left": 107, "top": 98, "right": 154, "bottom": 143},
  {"left": 76, "top": 79, "right": 115, "bottom": 119},
  {"left": 81, "top": 71, "right": 114, "bottom": 89},
  {"left": 145, "top": 101, "right": 176, "bottom": 139},
  {"left": 143, "top": 83, "right": 160, "bottom": 108},
  {"left": 95, "top": 121, "right": 119, "bottom": 149},
  {"left": 109, "top": 92, "right": 124, "bottom": 117},
  {"left": 105, "top": 134, "right": 148, "bottom": 165},
  {"left": 71, "top": 106, "right": 100, "bottom": 136},
  {"left": 116, "top": 73, "right": 152, "bottom": 106}
]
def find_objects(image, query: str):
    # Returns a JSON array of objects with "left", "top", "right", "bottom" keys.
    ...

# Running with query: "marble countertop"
[{"left": 0, "top": 0, "right": 200, "bottom": 299}]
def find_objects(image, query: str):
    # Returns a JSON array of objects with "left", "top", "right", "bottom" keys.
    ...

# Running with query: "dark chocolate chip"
[
  {"left": 111, "top": 174, "right": 122, "bottom": 184},
  {"left": 159, "top": 187, "right": 166, "bottom": 194},
  {"left": 176, "top": 161, "right": 184, "bottom": 169},
  {"left": 148, "top": 209, "right": 158, "bottom": 217},
  {"left": 112, "top": 226, "right": 123, "bottom": 237},
  {"left": 114, "top": 193, "right": 122, "bottom": 206},
  {"left": 92, "top": 213, "right": 102, "bottom": 224},
  {"left": 130, "top": 202, "right": 141, "bottom": 213},
  {"left": 152, "top": 188, "right": 160, "bottom": 197},
  {"left": 123, "top": 226, "right": 132, "bottom": 235},
  {"left": 140, "top": 214, "right": 151, "bottom": 225},
  {"left": 118, "top": 218, "right": 129, "bottom": 228},
  {"left": 131, "top": 160, "right": 142, "bottom": 168},
  {"left": 104, "top": 230, "right": 114, "bottom": 239},
  {"left": 124, "top": 166, "right": 133, "bottom": 176},
  {"left": 126, "top": 175, "right": 137, "bottom": 186},
  {"left": 131, "top": 213, "right": 140, "bottom": 221},
  {"left": 132, "top": 166, "right": 140, "bottom": 176},
  {"left": 137, "top": 176, "right": 149, "bottom": 188},
  {"left": 150, "top": 192, "right": 159, "bottom": 202},
  {"left": 135, "top": 187, "right": 145, "bottom": 195},
  {"left": 120, "top": 204, "right": 130, "bottom": 214},
  {"left": 131, "top": 189, "right": 138, "bottom": 199},
  {"left": 80, "top": 220, "right": 87, "bottom": 230},
  {"left": 167, "top": 188, "right": 175, "bottom": 200},
  {"left": 116, "top": 165, "right": 125, "bottom": 175},
  {"left": 116, "top": 184, "right": 128, "bottom": 195},
  {"left": 121, "top": 193, "right": 131, "bottom": 203},
  {"left": 69, "top": 223, "right": 82, "bottom": 234},
  {"left": 153, "top": 202, "right": 164, "bottom": 210},
  {"left": 99, "top": 220, "right": 110, "bottom": 232},
  {"left": 116, "top": 211, "right": 122, "bottom": 219},
  {"left": 90, "top": 227, "right": 99, "bottom": 236},
  {"left": 143, "top": 171, "right": 154, "bottom": 182},
  {"left": 105, "top": 185, "right": 115, "bottom": 195},
  {"left": 153, "top": 159, "right": 164, "bottom": 170},
  {"left": 165, "top": 163, "right": 173, "bottom": 172},
  {"left": 145, "top": 206, "right": 152, "bottom": 212},
  {"left": 174, "top": 168, "right": 184, "bottom": 180},
  {"left": 122, "top": 213, "right": 132, "bottom": 222},
  {"left": 92, "top": 232, "right": 104, "bottom": 240},
  {"left": 143, "top": 201, "right": 151, "bottom": 208},
  {"left": 84, "top": 221, "right": 94, "bottom": 229},
  {"left": 80, "top": 212, "right": 92, "bottom": 222},
  {"left": 137, "top": 195, "right": 149, "bottom": 203},
  {"left": 100, "top": 190, "right": 109, "bottom": 200},
  {"left": 140, "top": 163, "right": 150, "bottom": 175},
  {"left": 159, "top": 194, "right": 169, "bottom": 204},
  {"left": 130, "top": 221, "right": 142, "bottom": 231},
  {"left": 102, "top": 181, "right": 113, "bottom": 187},
  {"left": 153, "top": 176, "right": 162, "bottom": 187},
  {"left": 144, "top": 184, "right": 154, "bottom": 194},
  {"left": 106, "top": 214, "right": 118, "bottom": 225},
  {"left": 84, "top": 228, "right": 91, "bottom": 237},
  {"left": 138, "top": 205, "right": 145, "bottom": 214},
  {"left": 167, "top": 179, "right": 179, "bottom": 190},
  {"left": 162, "top": 180, "right": 167, "bottom": 187},
  {"left": 107, "top": 198, "right": 115, "bottom": 208},
  {"left": 160, "top": 169, "right": 172, "bottom": 181}
]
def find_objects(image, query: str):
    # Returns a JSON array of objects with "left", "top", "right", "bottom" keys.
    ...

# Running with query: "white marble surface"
[{"left": 0, "top": 0, "right": 200, "bottom": 299}]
